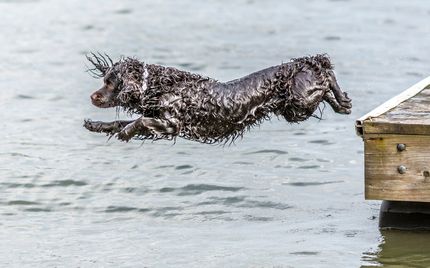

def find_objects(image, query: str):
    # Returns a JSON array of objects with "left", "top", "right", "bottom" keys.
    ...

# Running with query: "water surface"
[{"left": 1, "top": 0, "right": 430, "bottom": 267}]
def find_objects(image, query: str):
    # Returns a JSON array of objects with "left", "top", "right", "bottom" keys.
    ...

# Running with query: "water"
[{"left": 1, "top": 0, "right": 429, "bottom": 267}]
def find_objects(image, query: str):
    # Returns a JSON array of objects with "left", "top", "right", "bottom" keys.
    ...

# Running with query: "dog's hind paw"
[{"left": 323, "top": 90, "right": 352, "bottom": 115}]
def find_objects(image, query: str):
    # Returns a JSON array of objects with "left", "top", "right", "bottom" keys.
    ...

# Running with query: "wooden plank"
[
  {"left": 356, "top": 76, "right": 430, "bottom": 137},
  {"left": 360, "top": 86, "right": 430, "bottom": 136},
  {"left": 376, "top": 86, "right": 430, "bottom": 122},
  {"left": 365, "top": 134, "right": 430, "bottom": 202},
  {"left": 363, "top": 121, "right": 430, "bottom": 135}
]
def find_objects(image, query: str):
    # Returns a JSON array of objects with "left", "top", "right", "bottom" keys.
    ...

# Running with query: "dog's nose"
[{"left": 91, "top": 93, "right": 102, "bottom": 102}]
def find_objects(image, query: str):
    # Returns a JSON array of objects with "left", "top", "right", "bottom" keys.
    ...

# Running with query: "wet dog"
[{"left": 84, "top": 53, "right": 351, "bottom": 144}]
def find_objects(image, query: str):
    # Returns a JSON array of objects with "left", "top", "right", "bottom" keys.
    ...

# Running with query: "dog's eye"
[
  {"left": 104, "top": 76, "right": 116, "bottom": 86},
  {"left": 103, "top": 72, "right": 114, "bottom": 82}
]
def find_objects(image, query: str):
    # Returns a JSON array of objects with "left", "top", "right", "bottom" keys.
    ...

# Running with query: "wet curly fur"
[{"left": 84, "top": 53, "right": 351, "bottom": 144}]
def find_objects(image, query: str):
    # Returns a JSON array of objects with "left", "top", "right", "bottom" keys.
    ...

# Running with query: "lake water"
[{"left": 1, "top": 0, "right": 430, "bottom": 267}]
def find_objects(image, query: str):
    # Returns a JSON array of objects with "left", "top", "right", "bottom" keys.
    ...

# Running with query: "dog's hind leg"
[
  {"left": 84, "top": 119, "right": 135, "bottom": 134},
  {"left": 116, "top": 116, "right": 179, "bottom": 142},
  {"left": 285, "top": 71, "right": 329, "bottom": 119},
  {"left": 291, "top": 71, "right": 328, "bottom": 104},
  {"left": 323, "top": 90, "right": 351, "bottom": 114}
]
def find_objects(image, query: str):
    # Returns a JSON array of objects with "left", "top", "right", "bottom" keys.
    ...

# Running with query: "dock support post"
[{"left": 379, "top": 201, "right": 430, "bottom": 230}]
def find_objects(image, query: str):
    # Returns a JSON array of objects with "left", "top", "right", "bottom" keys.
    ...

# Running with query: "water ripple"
[
  {"left": 175, "top": 164, "right": 193, "bottom": 170},
  {"left": 199, "top": 196, "right": 291, "bottom": 210},
  {"left": 290, "top": 251, "right": 320, "bottom": 256},
  {"left": 7, "top": 200, "right": 39, "bottom": 206},
  {"left": 284, "top": 180, "right": 344, "bottom": 187},
  {"left": 245, "top": 149, "right": 288, "bottom": 155},
  {"left": 308, "top": 139, "right": 334, "bottom": 145},
  {"left": 1, "top": 182, "right": 35, "bottom": 188},
  {"left": 104, "top": 206, "right": 139, "bottom": 213},
  {"left": 42, "top": 180, "right": 88, "bottom": 187},
  {"left": 159, "top": 184, "right": 244, "bottom": 196}
]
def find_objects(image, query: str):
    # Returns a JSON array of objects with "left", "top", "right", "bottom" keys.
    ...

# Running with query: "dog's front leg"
[
  {"left": 117, "top": 117, "right": 178, "bottom": 142},
  {"left": 84, "top": 119, "right": 135, "bottom": 134}
]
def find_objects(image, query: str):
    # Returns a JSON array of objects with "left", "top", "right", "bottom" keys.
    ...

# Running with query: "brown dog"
[{"left": 84, "top": 53, "right": 351, "bottom": 144}]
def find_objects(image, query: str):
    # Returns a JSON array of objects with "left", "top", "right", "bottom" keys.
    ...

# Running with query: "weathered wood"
[
  {"left": 357, "top": 76, "right": 430, "bottom": 203},
  {"left": 363, "top": 121, "right": 430, "bottom": 135},
  {"left": 365, "top": 134, "right": 430, "bottom": 202},
  {"left": 359, "top": 85, "right": 430, "bottom": 136},
  {"left": 356, "top": 76, "right": 430, "bottom": 136}
]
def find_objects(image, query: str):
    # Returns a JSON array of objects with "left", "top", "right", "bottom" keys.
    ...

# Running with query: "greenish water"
[
  {"left": 1, "top": 0, "right": 430, "bottom": 267},
  {"left": 362, "top": 231, "right": 430, "bottom": 267}
]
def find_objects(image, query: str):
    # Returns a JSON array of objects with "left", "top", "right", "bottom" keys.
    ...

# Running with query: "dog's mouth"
[{"left": 90, "top": 90, "right": 119, "bottom": 109}]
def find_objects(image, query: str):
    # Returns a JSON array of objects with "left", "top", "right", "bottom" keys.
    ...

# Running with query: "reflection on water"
[{"left": 362, "top": 230, "right": 430, "bottom": 268}]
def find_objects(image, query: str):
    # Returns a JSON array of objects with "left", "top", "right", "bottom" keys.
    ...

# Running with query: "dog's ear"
[{"left": 117, "top": 58, "right": 147, "bottom": 104}]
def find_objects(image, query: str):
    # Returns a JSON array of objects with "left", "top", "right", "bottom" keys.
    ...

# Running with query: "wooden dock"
[{"left": 356, "top": 76, "right": 430, "bottom": 202}]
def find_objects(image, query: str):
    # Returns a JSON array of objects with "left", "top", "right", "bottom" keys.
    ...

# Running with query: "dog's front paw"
[
  {"left": 116, "top": 124, "right": 136, "bottom": 142},
  {"left": 84, "top": 119, "right": 102, "bottom": 132}
]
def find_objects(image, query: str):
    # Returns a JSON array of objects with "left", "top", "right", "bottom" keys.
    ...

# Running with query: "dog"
[{"left": 84, "top": 53, "right": 351, "bottom": 144}]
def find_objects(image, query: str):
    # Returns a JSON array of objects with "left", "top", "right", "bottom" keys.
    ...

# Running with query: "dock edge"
[{"left": 355, "top": 76, "right": 430, "bottom": 137}]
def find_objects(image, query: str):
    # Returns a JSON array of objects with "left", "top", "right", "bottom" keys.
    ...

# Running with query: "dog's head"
[{"left": 87, "top": 53, "right": 147, "bottom": 111}]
